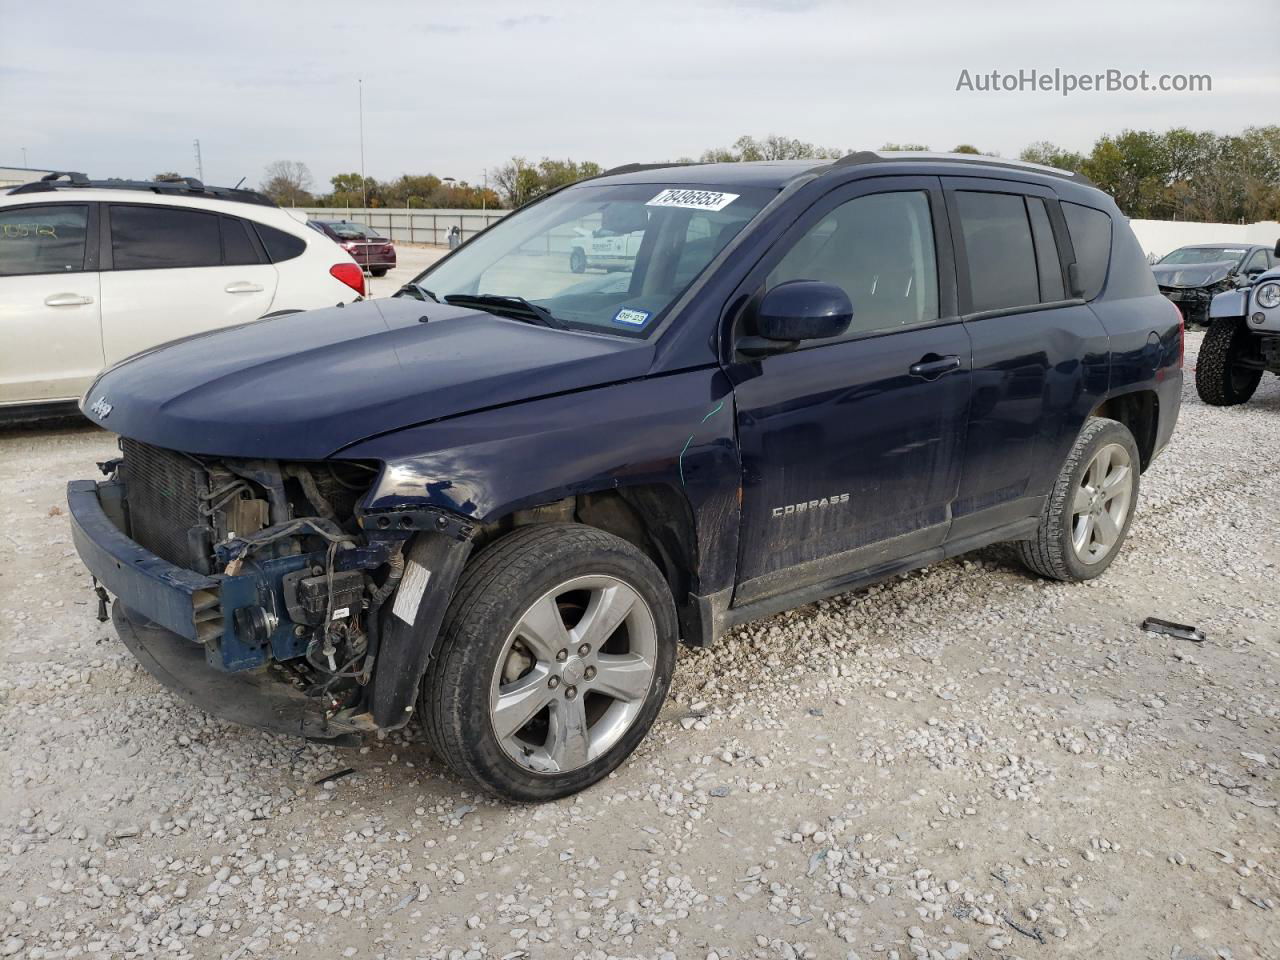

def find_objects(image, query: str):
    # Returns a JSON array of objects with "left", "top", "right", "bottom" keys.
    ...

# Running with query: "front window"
[
  {"left": 1158, "top": 247, "right": 1246, "bottom": 266},
  {"left": 406, "top": 182, "right": 774, "bottom": 337}
]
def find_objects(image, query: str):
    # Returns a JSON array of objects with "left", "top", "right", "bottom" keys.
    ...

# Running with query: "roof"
[{"left": 593, "top": 152, "right": 1090, "bottom": 190}]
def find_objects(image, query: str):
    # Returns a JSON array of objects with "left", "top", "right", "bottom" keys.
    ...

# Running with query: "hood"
[
  {"left": 84, "top": 298, "right": 654, "bottom": 459},
  {"left": 1152, "top": 260, "right": 1236, "bottom": 288}
]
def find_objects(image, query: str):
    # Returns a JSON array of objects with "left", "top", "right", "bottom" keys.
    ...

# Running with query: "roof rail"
[
  {"left": 599, "top": 162, "right": 697, "bottom": 177},
  {"left": 825, "top": 150, "right": 1094, "bottom": 187},
  {"left": 6, "top": 173, "right": 278, "bottom": 207}
]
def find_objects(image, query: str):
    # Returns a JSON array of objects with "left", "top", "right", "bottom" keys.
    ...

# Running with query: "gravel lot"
[{"left": 1, "top": 331, "right": 1277, "bottom": 960}]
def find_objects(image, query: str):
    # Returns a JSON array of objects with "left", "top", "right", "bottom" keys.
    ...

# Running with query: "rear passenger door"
[
  {"left": 943, "top": 178, "right": 1110, "bottom": 542},
  {"left": 99, "top": 204, "right": 278, "bottom": 363}
]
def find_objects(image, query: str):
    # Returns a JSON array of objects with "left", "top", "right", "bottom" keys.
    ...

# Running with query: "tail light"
[
  {"left": 1177, "top": 303, "right": 1185, "bottom": 368},
  {"left": 330, "top": 263, "right": 366, "bottom": 297}
]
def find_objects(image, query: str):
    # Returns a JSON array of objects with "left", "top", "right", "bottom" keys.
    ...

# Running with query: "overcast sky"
[{"left": 2, "top": 0, "right": 1276, "bottom": 192}]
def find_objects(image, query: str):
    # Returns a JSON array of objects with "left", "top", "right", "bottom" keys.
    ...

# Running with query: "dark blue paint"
[
  {"left": 79, "top": 155, "right": 1183, "bottom": 648},
  {"left": 756, "top": 280, "right": 854, "bottom": 342},
  {"left": 83, "top": 298, "right": 654, "bottom": 459}
]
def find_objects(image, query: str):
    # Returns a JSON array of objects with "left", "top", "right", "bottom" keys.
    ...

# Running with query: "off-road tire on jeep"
[
  {"left": 1196, "top": 318, "right": 1262, "bottom": 406},
  {"left": 1017, "top": 417, "right": 1140, "bottom": 582},
  {"left": 370, "top": 268, "right": 388, "bottom": 277},
  {"left": 420, "top": 523, "right": 677, "bottom": 802},
  {"left": 569, "top": 248, "right": 587, "bottom": 273}
]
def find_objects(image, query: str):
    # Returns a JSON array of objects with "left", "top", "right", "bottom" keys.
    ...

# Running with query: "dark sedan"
[
  {"left": 308, "top": 219, "right": 397, "bottom": 276},
  {"left": 1153, "top": 243, "right": 1274, "bottom": 326}
]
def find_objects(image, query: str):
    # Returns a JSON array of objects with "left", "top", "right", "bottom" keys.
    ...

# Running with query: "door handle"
[
  {"left": 909, "top": 354, "right": 962, "bottom": 380},
  {"left": 224, "top": 281, "right": 265, "bottom": 294},
  {"left": 45, "top": 293, "right": 94, "bottom": 307}
]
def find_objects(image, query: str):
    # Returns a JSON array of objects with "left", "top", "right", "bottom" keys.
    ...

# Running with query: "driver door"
[{"left": 727, "top": 177, "right": 973, "bottom": 606}]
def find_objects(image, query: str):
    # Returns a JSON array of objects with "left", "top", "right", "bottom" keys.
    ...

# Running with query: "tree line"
[{"left": 255, "top": 126, "right": 1280, "bottom": 224}]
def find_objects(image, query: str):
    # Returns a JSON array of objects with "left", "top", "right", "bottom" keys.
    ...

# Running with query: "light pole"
[{"left": 358, "top": 77, "right": 368, "bottom": 211}]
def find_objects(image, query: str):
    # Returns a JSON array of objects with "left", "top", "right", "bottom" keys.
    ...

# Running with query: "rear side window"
[
  {"left": 1027, "top": 199, "right": 1065, "bottom": 301},
  {"left": 0, "top": 204, "right": 89, "bottom": 276},
  {"left": 1061, "top": 202, "right": 1112, "bottom": 300},
  {"left": 111, "top": 205, "right": 221, "bottom": 270},
  {"left": 955, "top": 191, "right": 1039, "bottom": 312},
  {"left": 254, "top": 223, "right": 307, "bottom": 263},
  {"left": 220, "top": 216, "right": 261, "bottom": 266}
]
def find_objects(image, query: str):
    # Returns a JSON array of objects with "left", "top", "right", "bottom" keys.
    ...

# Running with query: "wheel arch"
[
  {"left": 469, "top": 484, "right": 702, "bottom": 641},
  {"left": 1090, "top": 389, "right": 1159, "bottom": 471}
]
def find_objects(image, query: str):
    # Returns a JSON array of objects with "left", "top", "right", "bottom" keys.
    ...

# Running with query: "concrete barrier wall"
[{"left": 1129, "top": 219, "right": 1280, "bottom": 261}]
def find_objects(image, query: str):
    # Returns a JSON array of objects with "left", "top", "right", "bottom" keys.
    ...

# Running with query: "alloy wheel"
[
  {"left": 1071, "top": 442, "right": 1134, "bottom": 564},
  {"left": 489, "top": 575, "right": 657, "bottom": 774}
]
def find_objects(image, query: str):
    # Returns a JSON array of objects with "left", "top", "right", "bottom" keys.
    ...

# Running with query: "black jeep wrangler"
[{"left": 69, "top": 153, "right": 1182, "bottom": 800}]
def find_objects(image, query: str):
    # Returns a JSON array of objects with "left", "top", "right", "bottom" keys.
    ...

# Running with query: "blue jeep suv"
[{"left": 68, "top": 152, "right": 1182, "bottom": 800}]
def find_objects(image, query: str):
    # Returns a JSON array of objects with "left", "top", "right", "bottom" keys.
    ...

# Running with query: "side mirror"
[
  {"left": 738, "top": 281, "right": 853, "bottom": 358},
  {"left": 1244, "top": 265, "right": 1264, "bottom": 278}
]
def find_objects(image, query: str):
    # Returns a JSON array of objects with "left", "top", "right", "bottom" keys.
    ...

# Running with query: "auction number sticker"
[{"left": 646, "top": 188, "right": 739, "bottom": 212}]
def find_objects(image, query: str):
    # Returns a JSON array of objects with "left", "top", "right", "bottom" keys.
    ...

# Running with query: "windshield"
[
  {"left": 1159, "top": 247, "right": 1247, "bottom": 265},
  {"left": 408, "top": 182, "right": 774, "bottom": 337}
]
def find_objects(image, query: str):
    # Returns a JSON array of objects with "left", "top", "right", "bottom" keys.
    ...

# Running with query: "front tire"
[
  {"left": 569, "top": 248, "right": 587, "bottom": 273},
  {"left": 421, "top": 523, "right": 676, "bottom": 802},
  {"left": 1017, "top": 418, "right": 1140, "bottom": 582},
  {"left": 1196, "top": 318, "right": 1261, "bottom": 406}
]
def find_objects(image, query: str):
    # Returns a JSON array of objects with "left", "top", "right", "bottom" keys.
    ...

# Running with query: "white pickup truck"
[{"left": 567, "top": 228, "right": 645, "bottom": 273}]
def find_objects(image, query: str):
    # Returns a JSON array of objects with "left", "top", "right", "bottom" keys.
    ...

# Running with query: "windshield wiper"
[
  {"left": 395, "top": 282, "right": 438, "bottom": 302},
  {"left": 443, "top": 293, "right": 568, "bottom": 329}
]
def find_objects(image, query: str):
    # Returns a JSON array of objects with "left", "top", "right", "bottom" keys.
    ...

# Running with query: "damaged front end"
[{"left": 67, "top": 439, "right": 473, "bottom": 742}]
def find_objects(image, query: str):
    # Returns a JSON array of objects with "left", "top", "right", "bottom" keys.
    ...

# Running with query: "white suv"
[{"left": 0, "top": 173, "right": 367, "bottom": 419}]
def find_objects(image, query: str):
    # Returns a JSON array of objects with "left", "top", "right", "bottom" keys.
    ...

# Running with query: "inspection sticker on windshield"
[
  {"left": 613, "top": 307, "right": 651, "bottom": 327},
  {"left": 646, "top": 188, "right": 739, "bottom": 212}
]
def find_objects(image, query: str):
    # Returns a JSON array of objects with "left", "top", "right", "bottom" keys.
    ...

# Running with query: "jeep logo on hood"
[{"left": 89, "top": 396, "right": 113, "bottom": 419}]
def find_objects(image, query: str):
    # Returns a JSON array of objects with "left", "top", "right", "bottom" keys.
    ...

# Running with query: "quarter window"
[
  {"left": 1060, "top": 202, "right": 1112, "bottom": 300},
  {"left": 0, "top": 205, "right": 89, "bottom": 276},
  {"left": 955, "top": 191, "right": 1039, "bottom": 312},
  {"left": 768, "top": 190, "right": 939, "bottom": 337},
  {"left": 254, "top": 223, "right": 307, "bottom": 263},
  {"left": 111, "top": 205, "right": 221, "bottom": 270}
]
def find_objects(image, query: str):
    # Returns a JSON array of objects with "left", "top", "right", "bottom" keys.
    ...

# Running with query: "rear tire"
[
  {"left": 1196, "top": 318, "right": 1261, "bottom": 406},
  {"left": 1017, "top": 418, "right": 1140, "bottom": 582},
  {"left": 421, "top": 523, "right": 676, "bottom": 802},
  {"left": 371, "top": 268, "right": 388, "bottom": 277}
]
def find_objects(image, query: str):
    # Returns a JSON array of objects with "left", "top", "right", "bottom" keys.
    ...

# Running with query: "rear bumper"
[{"left": 114, "top": 602, "right": 358, "bottom": 743}]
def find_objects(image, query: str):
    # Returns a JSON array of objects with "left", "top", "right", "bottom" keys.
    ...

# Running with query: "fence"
[{"left": 295, "top": 207, "right": 509, "bottom": 246}]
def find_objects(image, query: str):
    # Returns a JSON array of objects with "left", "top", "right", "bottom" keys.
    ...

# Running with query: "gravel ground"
[{"left": 1, "top": 331, "right": 1277, "bottom": 960}]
